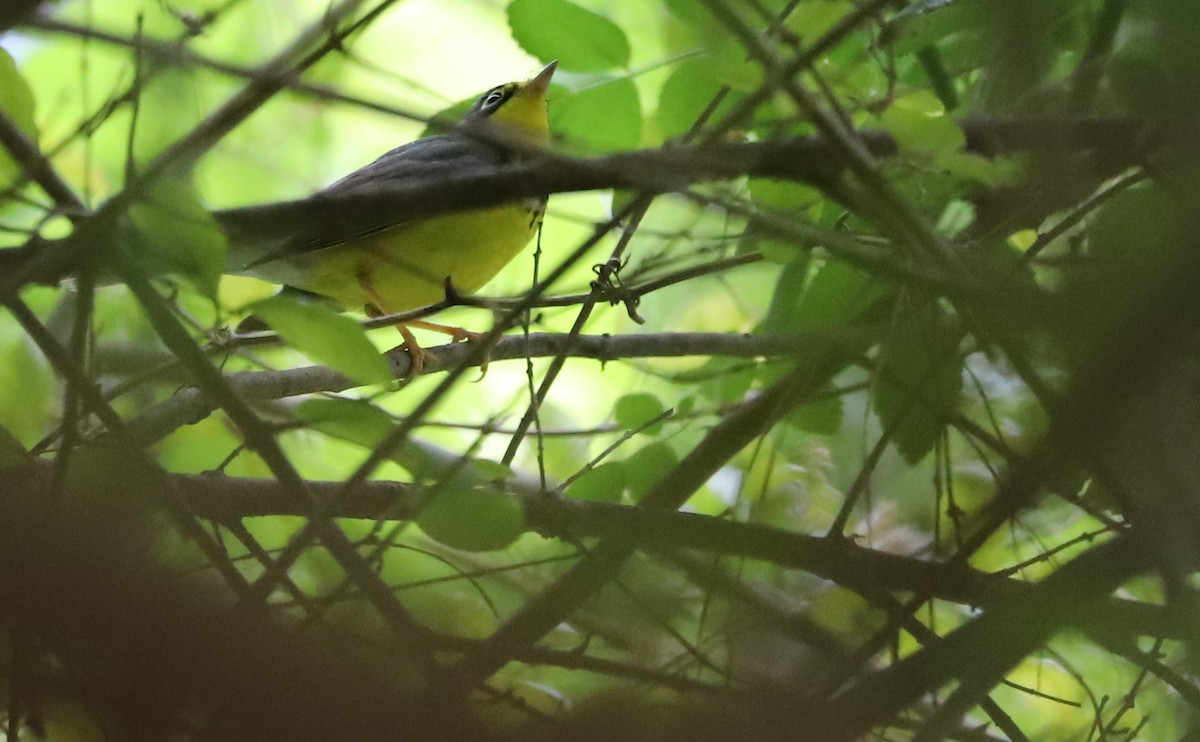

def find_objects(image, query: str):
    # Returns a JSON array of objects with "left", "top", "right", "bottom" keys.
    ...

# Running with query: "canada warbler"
[{"left": 220, "top": 60, "right": 557, "bottom": 372}]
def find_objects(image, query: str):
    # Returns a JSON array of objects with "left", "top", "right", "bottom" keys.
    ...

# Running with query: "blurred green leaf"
[
  {"left": 551, "top": 77, "right": 642, "bottom": 153},
  {"left": 934, "top": 151, "right": 1026, "bottom": 188},
  {"left": 419, "top": 98, "right": 475, "bottom": 139},
  {"left": 470, "top": 458, "right": 514, "bottom": 482},
  {"left": 614, "top": 392, "right": 667, "bottom": 435},
  {"left": 0, "top": 335, "right": 54, "bottom": 447},
  {"left": 785, "top": 1, "right": 855, "bottom": 45},
  {"left": 248, "top": 296, "right": 391, "bottom": 386},
  {"left": 873, "top": 303, "right": 963, "bottom": 463},
  {"left": 656, "top": 58, "right": 744, "bottom": 141},
  {"left": 884, "top": 0, "right": 987, "bottom": 54},
  {"left": 624, "top": 442, "right": 678, "bottom": 502},
  {"left": 508, "top": 0, "right": 630, "bottom": 72},
  {"left": 880, "top": 106, "right": 964, "bottom": 156},
  {"left": 787, "top": 392, "right": 844, "bottom": 435},
  {"left": 417, "top": 487, "right": 525, "bottom": 552},
  {"left": 567, "top": 461, "right": 626, "bottom": 502},
  {"left": 295, "top": 397, "right": 393, "bottom": 449},
  {"left": 0, "top": 47, "right": 37, "bottom": 192},
  {"left": 129, "top": 178, "right": 227, "bottom": 298},
  {"left": 706, "top": 40, "right": 764, "bottom": 92},
  {"left": 695, "top": 357, "right": 759, "bottom": 404},
  {"left": 792, "top": 260, "right": 887, "bottom": 331},
  {"left": 754, "top": 239, "right": 803, "bottom": 265},
  {"left": 133, "top": 67, "right": 206, "bottom": 162},
  {"left": 761, "top": 255, "right": 812, "bottom": 333},
  {"left": 610, "top": 188, "right": 641, "bottom": 218},
  {"left": 296, "top": 399, "right": 514, "bottom": 486},
  {"left": 933, "top": 199, "right": 975, "bottom": 237},
  {"left": 748, "top": 179, "right": 826, "bottom": 216},
  {"left": 663, "top": 0, "right": 726, "bottom": 44}
]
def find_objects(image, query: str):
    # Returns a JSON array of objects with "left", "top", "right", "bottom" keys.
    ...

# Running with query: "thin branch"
[{"left": 122, "top": 329, "right": 878, "bottom": 446}]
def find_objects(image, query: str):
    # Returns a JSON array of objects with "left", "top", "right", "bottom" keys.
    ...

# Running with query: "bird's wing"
[
  {"left": 319, "top": 136, "right": 503, "bottom": 194},
  {"left": 219, "top": 135, "right": 505, "bottom": 274}
]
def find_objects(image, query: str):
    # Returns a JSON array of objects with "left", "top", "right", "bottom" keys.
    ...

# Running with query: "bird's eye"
[{"left": 483, "top": 90, "right": 506, "bottom": 108}]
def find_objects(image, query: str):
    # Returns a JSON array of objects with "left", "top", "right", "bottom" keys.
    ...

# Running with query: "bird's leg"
[
  {"left": 406, "top": 319, "right": 481, "bottom": 344},
  {"left": 358, "top": 274, "right": 432, "bottom": 376},
  {"left": 406, "top": 319, "right": 491, "bottom": 378}
]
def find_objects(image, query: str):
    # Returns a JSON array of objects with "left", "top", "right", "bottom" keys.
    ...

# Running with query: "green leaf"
[
  {"left": 792, "top": 260, "right": 887, "bottom": 331},
  {"left": 417, "top": 487, "right": 525, "bottom": 552},
  {"left": 748, "top": 178, "right": 826, "bottom": 215},
  {"left": 663, "top": 0, "right": 723, "bottom": 38},
  {"left": 883, "top": 0, "right": 988, "bottom": 54},
  {"left": 787, "top": 393, "right": 844, "bottom": 435},
  {"left": 129, "top": 178, "right": 227, "bottom": 298},
  {"left": 0, "top": 47, "right": 37, "bottom": 192},
  {"left": 761, "top": 255, "right": 813, "bottom": 334},
  {"left": 610, "top": 188, "right": 641, "bottom": 218},
  {"left": 567, "top": 461, "right": 626, "bottom": 502},
  {"left": 614, "top": 392, "right": 666, "bottom": 435},
  {"left": 296, "top": 399, "right": 511, "bottom": 485},
  {"left": 879, "top": 106, "right": 964, "bottom": 156},
  {"left": 0, "top": 335, "right": 55, "bottom": 446},
  {"left": 419, "top": 98, "right": 475, "bottom": 139},
  {"left": 624, "top": 443, "right": 678, "bottom": 502},
  {"left": 934, "top": 151, "right": 1026, "bottom": 188},
  {"left": 706, "top": 40, "right": 764, "bottom": 92},
  {"left": 656, "top": 58, "right": 744, "bottom": 141},
  {"left": 662, "top": 0, "right": 760, "bottom": 91},
  {"left": 470, "top": 459, "right": 514, "bottom": 482},
  {"left": 696, "top": 357, "right": 758, "bottom": 404},
  {"left": 508, "top": 0, "right": 630, "bottom": 72},
  {"left": 785, "top": 1, "right": 856, "bottom": 45},
  {"left": 873, "top": 303, "right": 963, "bottom": 463},
  {"left": 295, "top": 397, "right": 393, "bottom": 449},
  {"left": 754, "top": 239, "right": 804, "bottom": 265},
  {"left": 933, "top": 199, "right": 975, "bottom": 237},
  {"left": 248, "top": 296, "right": 391, "bottom": 385},
  {"left": 551, "top": 77, "right": 642, "bottom": 153}
]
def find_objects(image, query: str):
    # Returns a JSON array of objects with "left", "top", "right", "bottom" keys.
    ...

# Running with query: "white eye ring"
[{"left": 483, "top": 90, "right": 506, "bottom": 107}]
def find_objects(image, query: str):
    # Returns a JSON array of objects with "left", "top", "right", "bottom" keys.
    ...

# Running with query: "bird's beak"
[{"left": 526, "top": 60, "right": 558, "bottom": 95}]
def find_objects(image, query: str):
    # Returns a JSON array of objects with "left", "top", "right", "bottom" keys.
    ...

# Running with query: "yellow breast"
[{"left": 288, "top": 204, "right": 542, "bottom": 313}]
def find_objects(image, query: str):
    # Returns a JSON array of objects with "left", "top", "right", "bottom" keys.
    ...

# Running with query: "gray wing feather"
[
  {"left": 219, "top": 134, "right": 502, "bottom": 275},
  {"left": 321, "top": 136, "right": 502, "bottom": 194}
]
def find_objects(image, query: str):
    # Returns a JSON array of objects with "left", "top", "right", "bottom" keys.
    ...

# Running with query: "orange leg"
[
  {"left": 409, "top": 318, "right": 491, "bottom": 377},
  {"left": 358, "top": 273, "right": 491, "bottom": 378},
  {"left": 407, "top": 319, "right": 481, "bottom": 344},
  {"left": 358, "top": 275, "right": 432, "bottom": 376}
]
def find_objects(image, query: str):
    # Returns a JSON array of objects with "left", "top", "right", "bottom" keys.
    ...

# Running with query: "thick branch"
[
  {"left": 5, "top": 118, "right": 1194, "bottom": 286},
  {"left": 7, "top": 458, "right": 1176, "bottom": 649}
]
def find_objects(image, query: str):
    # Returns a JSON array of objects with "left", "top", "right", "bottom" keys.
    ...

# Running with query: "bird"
[{"left": 218, "top": 60, "right": 557, "bottom": 373}]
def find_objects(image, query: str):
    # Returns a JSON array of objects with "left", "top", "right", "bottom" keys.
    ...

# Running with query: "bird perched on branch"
[{"left": 220, "top": 60, "right": 558, "bottom": 373}]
